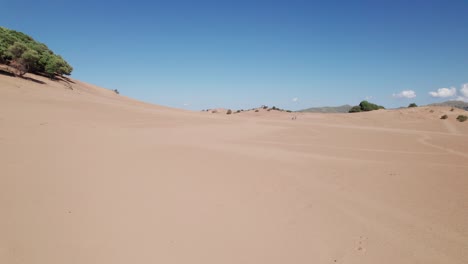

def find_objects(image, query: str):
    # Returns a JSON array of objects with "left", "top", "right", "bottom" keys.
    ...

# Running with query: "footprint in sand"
[{"left": 357, "top": 236, "right": 368, "bottom": 252}]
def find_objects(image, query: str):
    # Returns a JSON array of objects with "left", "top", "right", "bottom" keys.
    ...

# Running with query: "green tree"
[
  {"left": 21, "top": 49, "right": 40, "bottom": 72},
  {"left": 408, "top": 103, "right": 418, "bottom": 108},
  {"left": 44, "top": 55, "right": 73, "bottom": 77},
  {"left": 7, "top": 42, "right": 30, "bottom": 76}
]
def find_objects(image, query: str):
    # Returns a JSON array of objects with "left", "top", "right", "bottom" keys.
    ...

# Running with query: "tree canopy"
[{"left": 0, "top": 26, "right": 73, "bottom": 77}]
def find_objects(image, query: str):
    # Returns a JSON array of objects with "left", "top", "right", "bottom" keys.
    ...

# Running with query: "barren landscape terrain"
[{"left": 1, "top": 72, "right": 467, "bottom": 264}]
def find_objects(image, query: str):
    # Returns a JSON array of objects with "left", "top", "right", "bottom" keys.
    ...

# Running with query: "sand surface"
[{"left": 1, "top": 72, "right": 467, "bottom": 264}]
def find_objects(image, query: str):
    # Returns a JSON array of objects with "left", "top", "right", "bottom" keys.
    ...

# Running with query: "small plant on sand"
[
  {"left": 429, "top": 109, "right": 434, "bottom": 113},
  {"left": 450, "top": 108, "right": 454, "bottom": 112},
  {"left": 255, "top": 109, "right": 259, "bottom": 112},
  {"left": 408, "top": 103, "right": 417, "bottom": 108},
  {"left": 226, "top": 109, "right": 232, "bottom": 115},
  {"left": 211, "top": 110, "right": 218, "bottom": 113},
  {"left": 113, "top": 89, "right": 119, "bottom": 94},
  {"left": 456, "top": 115, "right": 467, "bottom": 122},
  {"left": 440, "top": 114, "right": 448, "bottom": 120}
]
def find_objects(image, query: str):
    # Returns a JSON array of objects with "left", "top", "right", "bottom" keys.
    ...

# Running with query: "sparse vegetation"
[
  {"left": 226, "top": 109, "right": 232, "bottom": 115},
  {"left": 255, "top": 109, "right": 259, "bottom": 112},
  {"left": 408, "top": 103, "right": 417, "bottom": 108},
  {"left": 113, "top": 89, "right": 119, "bottom": 94},
  {"left": 0, "top": 26, "right": 73, "bottom": 77},
  {"left": 211, "top": 110, "right": 218, "bottom": 113},
  {"left": 456, "top": 115, "right": 467, "bottom": 122},
  {"left": 450, "top": 108, "right": 454, "bottom": 112},
  {"left": 440, "top": 114, "right": 448, "bottom": 120}
]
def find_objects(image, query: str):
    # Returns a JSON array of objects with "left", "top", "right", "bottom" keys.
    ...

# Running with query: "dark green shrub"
[
  {"left": 349, "top": 106, "right": 362, "bottom": 113},
  {"left": 456, "top": 115, "right": 467, "bottom": 122},
  {"left": 408, "top": 103, "right": 417, "bottom": 108},
  {"left": 113, "top": 89, "right": 119, "bottom": 94},
  {"left": 440, "top": 115, "right": 448, "bottom": 120},
  {"left": 349, "top": 101, "right": 384, "bottom": 113},
  {"left": 359, "top": 100, "right": 384, "bottom": 111}
]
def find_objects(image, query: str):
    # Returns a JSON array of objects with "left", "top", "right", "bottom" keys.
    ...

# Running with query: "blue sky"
[{"left": 2, "top": 0, "right": 468, "bottom": 110}]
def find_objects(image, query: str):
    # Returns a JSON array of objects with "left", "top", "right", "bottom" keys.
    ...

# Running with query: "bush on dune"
[
  {"left": 349, "top": 101, "right": 385, "bottom": 113},
  {"left": 359, "top": 100, "right": 385, "bottom": 111},
  {"left": 408, "top": 103, "right": 418, "bottom": 107},
  {"left": 456, "top": 115, "right": 467, "bottom": 122},
  {"left": 0, "top": 26, "right": 73, "bottom": 77}
]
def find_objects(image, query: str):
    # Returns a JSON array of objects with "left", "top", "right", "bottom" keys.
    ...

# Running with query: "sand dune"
[{"left": 1, "top": 72, "right": 467, "bottom": 264}]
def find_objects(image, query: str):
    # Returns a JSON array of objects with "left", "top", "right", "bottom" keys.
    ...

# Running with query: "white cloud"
[
  {"left": 365, "top": 96, "right": 374, "bottom": 100},
  {"left": 460, "top": 83, "right": 468, "bottom": 98},
  {"left": 392, "top": 90, "right": 416, "bottom": 99},
  {"left": 429, "top": 87, "right": 457, "bottom": 98},
  {"left": 292, "top": 97, "right": 299, "bottom": 102}
]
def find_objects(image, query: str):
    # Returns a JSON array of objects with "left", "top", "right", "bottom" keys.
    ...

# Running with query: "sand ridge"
[{"left": 1, "top": 72, "right": 467, "bottom": 264}]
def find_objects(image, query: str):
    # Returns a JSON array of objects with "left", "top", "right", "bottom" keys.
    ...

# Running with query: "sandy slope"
[{"left": 1, "top": 72, "right": 467, "bottom": 264}]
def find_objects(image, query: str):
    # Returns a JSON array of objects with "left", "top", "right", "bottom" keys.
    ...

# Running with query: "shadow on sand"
[{"left": 0, "top": 68, "right": 47, "bottom": 84}]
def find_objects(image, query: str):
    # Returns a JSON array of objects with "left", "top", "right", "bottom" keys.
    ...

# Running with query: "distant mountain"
[
  {"left": 298, "top": 105, "right": 352, "bottom": 113},
  {"left": 427, "top": 100, "right": 468, "bottom": 110}
]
